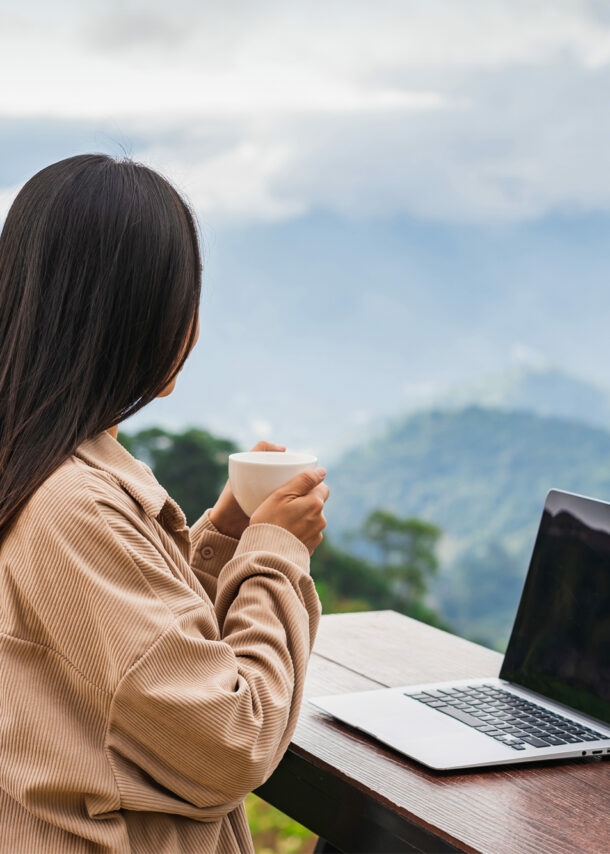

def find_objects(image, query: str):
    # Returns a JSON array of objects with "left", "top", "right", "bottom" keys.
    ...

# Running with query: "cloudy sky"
[
  {"left": 2, "top": 1, "right": 610, "bottom": 453},
  {"left": 2, "top": 0, "right": 610, "bottom": 223}
]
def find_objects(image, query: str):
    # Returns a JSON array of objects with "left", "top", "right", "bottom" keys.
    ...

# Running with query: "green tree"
[
  {"left": 310, "top": 538, "right": 398, "bottom": 614},
  {"left": 120, "top": 427, "right": 238, "bottom": 524},
  {"left": 361, "top": 509, "right": 441, "bottom": 613},
  {"left": 308, "top": 511, "right": 450, "bottom": 629}
]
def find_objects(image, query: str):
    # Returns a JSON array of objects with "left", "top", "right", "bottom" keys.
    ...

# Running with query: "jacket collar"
[{"left": 75, "top": 431, "right": 187, "bottom": 531}]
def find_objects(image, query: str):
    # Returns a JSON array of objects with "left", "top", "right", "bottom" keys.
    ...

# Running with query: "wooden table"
[{"left": 255, "top": 611, "right": 610, "bottom": 854}]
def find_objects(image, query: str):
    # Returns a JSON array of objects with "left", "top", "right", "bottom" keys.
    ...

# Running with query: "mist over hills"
[
  {"left": 326, "top": 405, "right": 610, "bottom": 648},
  {"left": 326, "top": 405, "right": 610, "bottom": 548},
  {"left": 417, "top": 365, "right": 610, "bottom": 433},
  {"left": 125, "top": 209, "right": 610, "bottom": 458}
]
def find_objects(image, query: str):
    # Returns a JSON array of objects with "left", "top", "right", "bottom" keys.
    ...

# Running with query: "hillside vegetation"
[{"left": 326, "top": 406, "right": 610, "bottom": 648}]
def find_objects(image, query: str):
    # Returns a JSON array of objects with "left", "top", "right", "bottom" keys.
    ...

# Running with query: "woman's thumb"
[{"left": 284, "top": 467, "right": 327, "bottom": 497}]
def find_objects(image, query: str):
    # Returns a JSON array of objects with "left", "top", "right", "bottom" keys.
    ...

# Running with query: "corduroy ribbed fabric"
[{"left": 0, "top": 431, "right": 321, "bottom": 853}]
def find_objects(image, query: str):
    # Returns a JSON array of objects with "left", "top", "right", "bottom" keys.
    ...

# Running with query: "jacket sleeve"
[
  {"left": 189, "top": 510, "right": 241, "bottom": 604},
  {"left": 106, "top": 520, "right": 321, "bottom": 820}
]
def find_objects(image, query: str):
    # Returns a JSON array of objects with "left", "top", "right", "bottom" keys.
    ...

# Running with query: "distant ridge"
[
  {"left": 326, "top": 406, "right": 610, "bottom": 648},
  {"left": 327, "top": 405, "right": 610, "bottom": 542},
  {"left": 438, "top": 366, "right": 610, "bottom": 432}
]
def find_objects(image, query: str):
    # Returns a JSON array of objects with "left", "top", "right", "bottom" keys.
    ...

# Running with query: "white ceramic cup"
[{"left": 228, "top": 451, "right": 318, "bottom": 516}]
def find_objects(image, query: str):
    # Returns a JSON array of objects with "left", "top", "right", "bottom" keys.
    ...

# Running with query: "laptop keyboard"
[{"left": 404, "top": 684, "right": 609, "bottom": 751}]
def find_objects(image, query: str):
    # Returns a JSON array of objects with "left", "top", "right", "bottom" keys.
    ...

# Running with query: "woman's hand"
[
  {"left": 209, "top": 441, "right": 286, "bottom": 539},
  {"left": 250, "top": 467, "right": 329, "bottom": 555}
]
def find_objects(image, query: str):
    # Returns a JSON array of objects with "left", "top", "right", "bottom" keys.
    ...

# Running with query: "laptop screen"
[{"left": 500, "top": 490, "right": 610, "bottom": 725}]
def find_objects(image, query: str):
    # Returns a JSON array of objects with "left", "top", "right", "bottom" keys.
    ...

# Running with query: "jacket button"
[{"left": 201, "top": 546, "right": 215, "bottom": 560}]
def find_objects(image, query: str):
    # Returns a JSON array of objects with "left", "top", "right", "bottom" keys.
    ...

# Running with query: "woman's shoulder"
[
  {"left": 2, "top": 445, "right": 175, "bottom": 601},
  {"left": 34, "top": 451, "right": 119, "bottom": 507},
  {"left": 13, "top": 443, "right": 150, "bottom": 547}
]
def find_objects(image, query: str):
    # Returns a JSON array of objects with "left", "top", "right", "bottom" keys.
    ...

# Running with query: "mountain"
[
  {"left": 433, "top": 366, "right": 610, "bottom": 433},
  {"left": 326, "top": 405, "right": 610, "bottom": 545},
  {"left": 326, "top": 406, "right": 610, "bottom": 648}
]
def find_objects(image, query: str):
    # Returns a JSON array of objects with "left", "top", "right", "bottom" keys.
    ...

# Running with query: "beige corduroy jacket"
[{"left": 0, "top": 432, "right": 321, "bottom": 853}]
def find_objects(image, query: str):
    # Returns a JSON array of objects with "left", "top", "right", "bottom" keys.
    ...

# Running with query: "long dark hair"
[{"left": 0, "top": 154, "right": 202, "bottom": 535}]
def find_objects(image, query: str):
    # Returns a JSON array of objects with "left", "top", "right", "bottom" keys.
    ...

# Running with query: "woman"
[{"left": 0, "top": 154, "right": 328, "bottom": 853}]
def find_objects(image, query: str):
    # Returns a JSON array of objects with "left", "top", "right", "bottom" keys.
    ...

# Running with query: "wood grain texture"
[
  {"left": 261, "top": 611, "right": 610, "bottom": 854},
  {"left": 311, "top": 610, "right": 502, "bottom": 686}
]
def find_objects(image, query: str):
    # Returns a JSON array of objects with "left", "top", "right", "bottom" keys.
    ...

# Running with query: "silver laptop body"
[{"left": 311, "top": 490, "right": 610, "bottom": 770}]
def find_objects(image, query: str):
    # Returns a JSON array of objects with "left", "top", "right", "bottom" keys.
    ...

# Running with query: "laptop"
[{"left": 310, "top": 489, "right": 610, "bottom": 770}]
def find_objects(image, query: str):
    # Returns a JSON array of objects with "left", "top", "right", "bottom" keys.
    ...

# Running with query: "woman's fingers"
[
  {"left": 250, "top": 467, "right": 329, "bottom": 555},
  {"left": 249, "top": 440, "right": 286, "bottom": 452}
]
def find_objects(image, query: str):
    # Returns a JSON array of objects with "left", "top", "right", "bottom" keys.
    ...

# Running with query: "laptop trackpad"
[
  {"left": 311, "top": 689, "right": 511, "bottom": 770},
  {"left": 366, "top": 693, "right": 502, "bottom": 765}
]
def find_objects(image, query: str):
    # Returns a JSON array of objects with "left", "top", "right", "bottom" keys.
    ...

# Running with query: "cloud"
[
  {"left": 1, "top": 1, "right": 610, "bottom": 224},
  {"left": 146, "top": 137, "right": 307, "bottom": 222},
  {"left": 510, "top": 343, "right": 549, "bottom": 371},
  {"left": 87, "top": 9, "right": 193, "bottom": 52}
]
